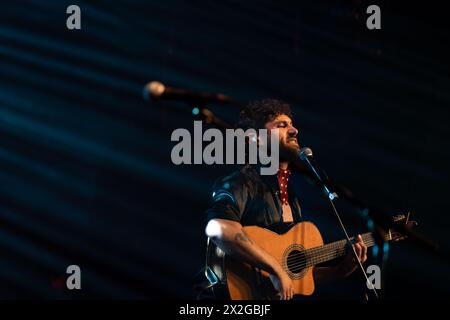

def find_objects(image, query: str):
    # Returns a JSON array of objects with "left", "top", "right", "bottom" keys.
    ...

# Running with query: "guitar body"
[
  {"left": 204, "top": 215, "right": 411, "bottom": 300},
  {"left": 209, "top": 222, "right": 324, "bottom": 300}
]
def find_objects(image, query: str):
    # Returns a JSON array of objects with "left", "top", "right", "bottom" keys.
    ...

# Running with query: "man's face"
[{"left": 264, "top": 114, "right": 300, "bottom": 160}]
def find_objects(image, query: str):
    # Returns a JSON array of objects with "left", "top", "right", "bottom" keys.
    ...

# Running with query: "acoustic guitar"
[{"left": 205, "top": 214, "right": 414, "bottom": 300}]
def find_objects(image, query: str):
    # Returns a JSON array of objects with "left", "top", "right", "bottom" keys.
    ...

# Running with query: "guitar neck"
[{"left": 305, "top": 232, "right": 392, "bottom": 267}]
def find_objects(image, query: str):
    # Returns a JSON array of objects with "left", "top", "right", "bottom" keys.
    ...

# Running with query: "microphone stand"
[
  {"left": 197, "top": 107, "right": 234, "bottom": 129},
  {"left": 331, "top": 198, "right": 379, "bottom": 300},
  {"left": 373, "top": 215, "right": 389, "bottom": 300},
  {"left": 300, "top": 155, "right": 379, "bottom": 300}
]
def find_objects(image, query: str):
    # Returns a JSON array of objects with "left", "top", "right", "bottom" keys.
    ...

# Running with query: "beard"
[{"left": 279, "top": 138, "right": 300, "bottom": 162}]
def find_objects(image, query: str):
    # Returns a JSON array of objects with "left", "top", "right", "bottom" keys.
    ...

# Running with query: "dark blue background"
[{"left": 0, "top": 0, "right": 449, "bottom": 299}]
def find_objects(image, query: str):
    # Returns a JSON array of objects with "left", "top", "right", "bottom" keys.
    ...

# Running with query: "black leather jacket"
[{"left": 205, "top": 165, "right": 302, "bottom": 232}]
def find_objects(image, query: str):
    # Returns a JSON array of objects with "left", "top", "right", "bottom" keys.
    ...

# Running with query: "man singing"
[{"left": 204, "top": 99, "right": 367, "bottom": 300}]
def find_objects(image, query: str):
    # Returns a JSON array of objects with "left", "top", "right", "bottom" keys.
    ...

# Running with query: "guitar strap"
[{"left": 194, "top": 238, "right": 221, "bottom": 299}]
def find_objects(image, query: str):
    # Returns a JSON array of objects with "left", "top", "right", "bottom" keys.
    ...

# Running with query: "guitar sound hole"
[{"left": 286, "top": 250, "right": 306, "bottom": 274}]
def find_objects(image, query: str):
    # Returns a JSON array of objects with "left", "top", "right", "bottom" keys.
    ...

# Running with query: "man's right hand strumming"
[
  {"left": 206, "top": 218, "right": 294, "bottom": 300},
  {"left": 269, "top": 269, "right": 294, "bottom": 300}
]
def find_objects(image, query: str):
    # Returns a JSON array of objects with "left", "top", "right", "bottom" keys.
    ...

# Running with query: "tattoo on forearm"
[{"left": 235, "top": 231, "right": 254, "bottom": 245}]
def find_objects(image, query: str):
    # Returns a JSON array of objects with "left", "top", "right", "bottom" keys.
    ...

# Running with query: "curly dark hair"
[{"left": 237, "top": 99, "right": 294, "bottom": 130}]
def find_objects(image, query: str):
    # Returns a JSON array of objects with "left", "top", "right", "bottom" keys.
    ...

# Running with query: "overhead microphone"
[
  {"left": 143, "top": 81, "right": 233, "bottom": 105},
  {"left": 298, "top": 147, "right": 338, "bottom": 200}
]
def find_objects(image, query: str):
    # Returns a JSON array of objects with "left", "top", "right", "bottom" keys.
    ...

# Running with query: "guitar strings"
[
  {"left": 282, "top": 239, "right": 378, "bottom": 272},
  {"left": 283, "top": 245, "right": 366, "bottom": 272},
  {"left": 280, "top": 237, "right": 381, "bottom": 271},
  {"left": 283, "top": 232, "right": 378, "bottom": 261},
  {"left": 282, "top": 233, "right": 375, "bottom": 264},
  {"left": 282, "top": 236, "right": 377, "bottom": 269},
  {"left": 285, "top": 249, "right": 345, "bottom": 270},
  {"left": 284, "top": 246, "right": 348, "bottom": 271},
  {"left": 284, "top": 235, "right": 378, "bottom": 266}
]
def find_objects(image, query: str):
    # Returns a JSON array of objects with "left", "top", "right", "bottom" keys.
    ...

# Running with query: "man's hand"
[
  {"left": 338, "top": 234, "right": 368, "bottom": 277},
  {"left": 269, "top": 270, "right": 294, "bottom": 300},
  {"left": 206, "top": 219, "right": 295, "bottom": 299}
]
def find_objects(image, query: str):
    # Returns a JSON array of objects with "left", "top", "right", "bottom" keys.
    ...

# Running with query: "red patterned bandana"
[{"left": 277, "top": 169, "right": 291, "bottom": 205}]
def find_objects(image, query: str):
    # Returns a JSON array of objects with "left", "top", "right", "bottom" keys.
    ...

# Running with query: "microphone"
[
  {"left": 143, "top": 81, "right": 233, "bottom": 105},
  {"left": 298, "top": 147, "right": 338, "bottom": 201}
]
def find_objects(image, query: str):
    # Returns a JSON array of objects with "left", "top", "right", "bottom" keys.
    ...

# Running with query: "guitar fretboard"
[{"left": 303, "top": 232, "right": 392, "bottom": 267}]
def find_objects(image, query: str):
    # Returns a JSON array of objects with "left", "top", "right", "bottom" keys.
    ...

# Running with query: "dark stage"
[{"left": 0, "top": 0, "right": 449, "bottom": 301}]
